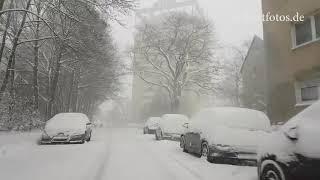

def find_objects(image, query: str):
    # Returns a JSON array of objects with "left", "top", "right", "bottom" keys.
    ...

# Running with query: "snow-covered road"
[{"left": 0, "top": 128, "right": 257, "bottom": 180}]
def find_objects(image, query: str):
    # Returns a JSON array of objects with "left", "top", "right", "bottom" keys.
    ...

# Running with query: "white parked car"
[
  {"left": 257, "top": 101, "right": 320, "bottom": 180},
  {"left": 155, "top": 114, "right": 189, "bottom": 141},
  {"left": 40, "top": 113, "right": 92, "bottom": 144},
  {"left": 181, "top": 107, "right": 271, "bottom": 164},
  {"left": 143, "top": 117, "right": 161, "bottom": 134}
]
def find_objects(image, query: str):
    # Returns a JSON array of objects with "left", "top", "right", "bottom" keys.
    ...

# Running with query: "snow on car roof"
[
  {"left": 192, "top": 107, "right": 270, "bottom": 130},
  {"left": 45, "top": 113, "right": 90, "bottom": 130},
  {"left": 161, "top": 114, "right": 189, "bottom": 122},
  {"left": 146, "top": 117, "right": 161, "bottom": 126}
]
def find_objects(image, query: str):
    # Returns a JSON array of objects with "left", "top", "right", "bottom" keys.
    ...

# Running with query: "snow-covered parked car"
[
  {"left": 143, "top": 117, "right": 161, "bottom": 134},
  {"left": 257, "top": 101, "right": 320, "bottom": 180},
  {"left": 180, "top": 107, "right": 271, "bottom": 164},
  {"left": 155, "top": 114, "right": 189, "bottom": 141},
  {"left": 40, "top": 113, "right": 92, "bottom": 144}
]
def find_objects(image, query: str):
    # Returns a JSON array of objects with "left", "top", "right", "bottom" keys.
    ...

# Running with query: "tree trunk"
[
  {"left": 32, "top": 2, "right": 41, "bottom": 110},
  {"left": 47, "top": 48, "right": 62, "bottom": 118},
  {"left": 66, "top": 70, "right": 75, "bottom": 112},
  {"left": 0, "top": 0, "right": 32, "bottom": 101},
  {"left": 0, "top": 0, "right": 13, "bottom": 65},
  {"left": 0, "top": 0, "right": 5, "bottom": 11},
  {"left": 170, "top": 84, "right": 181, "bottom": 113},
  {"left": 8, "top": 54, "right": 15, "bottom": 123},
  {"left": 72, "top": 64, "right": 80, "bottom": 112}
]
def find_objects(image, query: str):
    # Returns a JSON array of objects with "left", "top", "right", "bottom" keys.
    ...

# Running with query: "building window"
[
  {"left": 295, "top": 79, "right": 320, "bottom": 106},
  {"left": 295, "top": 18, "right": 313, "bottom": 45},
  {"left": 315, "top": 13, "right": 320, "bottom": 38},
  {"left": 301, "top": 86, "right": 318, "bottom": 101},
  {"left": 292, "top": 12, "right": 320, "bottom": 47}
]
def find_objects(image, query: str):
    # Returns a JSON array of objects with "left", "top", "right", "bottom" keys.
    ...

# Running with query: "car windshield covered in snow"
[{"left": 160, "top": 114, "right": 189, "bottom": 134}]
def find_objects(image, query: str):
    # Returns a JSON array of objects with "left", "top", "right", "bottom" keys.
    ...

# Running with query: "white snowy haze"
[
  {"left": 111, "top": 0, "right": 263, "bottom": 98},
  {"left": 112, "top": 0, "right": 263, "bottom": 51}
]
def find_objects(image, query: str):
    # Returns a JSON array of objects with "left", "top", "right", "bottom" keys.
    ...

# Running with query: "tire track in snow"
[
  {"left": 143, "top": 135, "right": 204, "bottom": 180},
  {"left": 90, "top": 128, "right": 113, "bottom": 180},
  {"left": 140, "top": 135, "right": 180, "bottom": 180},
  {"left": 167, "top": 154, "right": 204, "bottom": 180}
]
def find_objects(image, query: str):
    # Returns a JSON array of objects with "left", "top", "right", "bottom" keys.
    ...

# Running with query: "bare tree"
[
  {"left": 218, "top": 40, "right": 250, "bottom": 106},
  {"left": 0, "top": 0, "right": 136, "bottom": 129},
  {"left": 134, "top": 12, "right": 218, "bottom": 112}
]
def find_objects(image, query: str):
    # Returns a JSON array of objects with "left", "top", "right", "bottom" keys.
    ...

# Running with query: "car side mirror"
[
  {"left": 284, "top": 127, "right": 298, "bottom": 141},
  {"left": 86, "top": 122, "right": 92, "bottom": 127},
  {"left": 182, "top": 123, "right": 189, "bottom": 129}
]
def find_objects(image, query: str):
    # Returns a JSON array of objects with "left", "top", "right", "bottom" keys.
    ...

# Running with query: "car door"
[
  {"left": 190, "top": 132, "right": 201, "bottom": 153},
  {"left": 184, "top": 132, "right": 193, "bottom": 151}
]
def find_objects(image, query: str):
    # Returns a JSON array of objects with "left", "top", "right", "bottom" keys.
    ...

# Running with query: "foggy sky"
[
  {"left": 111, "top": 0, "right": 263, "bottom": 51},
  {"left": 110, "top": 0, "right": 263, "bottom": 98}
]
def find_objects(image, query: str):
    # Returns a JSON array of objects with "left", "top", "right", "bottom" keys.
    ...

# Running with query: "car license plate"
[{"left": 237, "top": 154, "right": 256, "bottom": 160}]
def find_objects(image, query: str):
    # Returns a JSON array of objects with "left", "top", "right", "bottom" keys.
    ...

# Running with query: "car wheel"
[
  {"left": 207, "top": 156, "right": 215, "bottom": 163},
  {"left": 201, "top": 142, "right": 209, "bottom": 157},
  {"left": 207, "top": 148, "right": 215, "bottom": 163},
  {"left": 155, "top": 129, "right": 162, "bottom": 140},
  {"left": 87, "top": 132, "right": 91, "bottom": 142},
  {"left": 180, "top": 137, "right": 188, "bottom": 153},
  {"left": 260, "top": 160, "right": 289, "bottom": 180}
]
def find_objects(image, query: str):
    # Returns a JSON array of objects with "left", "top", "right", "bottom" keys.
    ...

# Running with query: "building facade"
[
  {"left": 241, "top": 35, "right": 267, "bottom": 113},
  {"left": 262, "top": 0, "right": 320, "bottom": 123}
]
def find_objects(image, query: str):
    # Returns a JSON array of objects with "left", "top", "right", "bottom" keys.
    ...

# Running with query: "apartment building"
[
  {"left": 262, "top": 0, "right": 320, "bottom": 122},
  {"left": 240, "top": 35, "right": 267, "bottom": 113}
]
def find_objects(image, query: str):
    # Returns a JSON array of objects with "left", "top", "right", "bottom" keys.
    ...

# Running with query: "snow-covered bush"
[{"left": 0, "top": 95, "right": 43, "bottom": 131}]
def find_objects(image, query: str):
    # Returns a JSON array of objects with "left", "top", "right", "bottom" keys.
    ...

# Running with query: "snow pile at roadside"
[{"left": 160, "top": 114, "right": 189, "bottom": 134}]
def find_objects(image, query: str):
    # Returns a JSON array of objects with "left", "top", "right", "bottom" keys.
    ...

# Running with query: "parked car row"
[{"left": 143, "top": 102, "right": 320, "bottom": 180}]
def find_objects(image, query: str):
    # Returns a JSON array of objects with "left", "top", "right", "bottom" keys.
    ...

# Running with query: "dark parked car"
[
  {"left": 258, "top": 101, "right": 320, "bottom": 180},
  {"left": 180, "top": 107, "right": 271, "bottom": 164},
  {"left": 180, "top": 122, "right": 209, "bottom": 158},
  {"left": 40, "top": 113, "right": 92, "bottom": 144}
]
